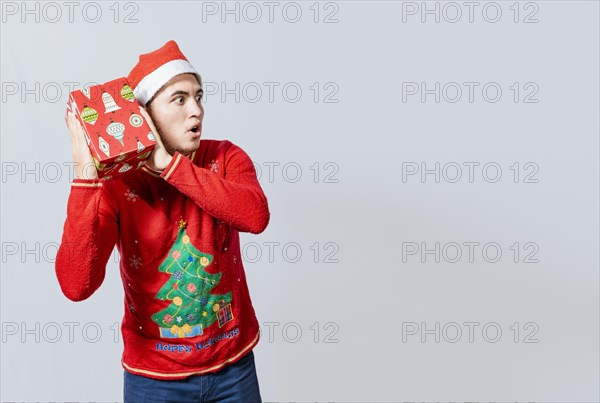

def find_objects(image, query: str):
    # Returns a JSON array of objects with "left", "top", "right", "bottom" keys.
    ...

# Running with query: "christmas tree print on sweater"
[{"left": 151, "top": 219, "right": 234, "bottom": 339}]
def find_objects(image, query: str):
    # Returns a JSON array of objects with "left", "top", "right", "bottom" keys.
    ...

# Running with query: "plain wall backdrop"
[{"left": 1, "top": 1, "right": 599, "bottom": 401}]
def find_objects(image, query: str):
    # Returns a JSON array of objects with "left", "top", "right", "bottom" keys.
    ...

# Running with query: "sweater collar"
[{"left": 141, "top": 149, "right": 197, "bottom": 177}]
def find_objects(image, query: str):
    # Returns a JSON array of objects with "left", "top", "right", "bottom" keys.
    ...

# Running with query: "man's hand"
[
  {"left": 139, "top": 106, "right": 173, "bottom": 171},
  {"left": 65, "top": 111, "right": 98, "bottom": 180}
]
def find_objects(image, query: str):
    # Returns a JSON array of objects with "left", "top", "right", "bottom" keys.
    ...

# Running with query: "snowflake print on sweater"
[
  {"left": 125, "top": 188, "right": 138, "bottom": 202},
  {"left": 208, "top": 159, "right": 219, "bottom": 173},
  {"left": 129, "top": 255, "right": 142, "bottom": 269}
]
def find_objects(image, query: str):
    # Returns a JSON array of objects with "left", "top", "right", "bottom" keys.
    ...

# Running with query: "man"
[{"left": 56, "top": 40, "right": 269, "bottom": 402}]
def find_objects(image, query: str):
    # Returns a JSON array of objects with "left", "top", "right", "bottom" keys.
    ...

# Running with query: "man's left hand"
[{"left": 139, "top": 105, "right": 173, "bottom": 172}]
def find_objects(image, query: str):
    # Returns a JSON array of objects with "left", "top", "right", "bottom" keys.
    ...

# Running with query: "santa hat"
[{"left": 127, "top": 40, "right": 201, "bottom": 106}]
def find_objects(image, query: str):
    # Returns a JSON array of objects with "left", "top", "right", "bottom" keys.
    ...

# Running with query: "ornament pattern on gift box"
[
  {"left": 119, "top": 163, "right": 133, "bottom": 173},
  {"left": 99, "top": 136, "right": 110, "bottom": 157},
  {"left": 93, "top": 157, "right": 106, "bottom": 171},
  {"left": 102, "top": 92, "right": 121, "bottom": 113},
  {"left": 130, "top": 113, "right": 143, "bottom": 128},
  {"left": 121, "top": 83, "right": 135, "bottom": 102},
  {"left": 136, "top": 138, "right": 145, "bottom": 153},
  {"left": 67, "top": 77, "right": 157, "bottom": 180},
  {"left": 82, "top": 105, "right": 98, "bottom": 125},
  {"left": 80, "top": 87, "right": 91, "bottom": 99},
  {"left": 151, "top": 219, "right": 234, "bottom": 339},
  {"left": 107, "top": 121, "right": 126, "bottom": 145}
]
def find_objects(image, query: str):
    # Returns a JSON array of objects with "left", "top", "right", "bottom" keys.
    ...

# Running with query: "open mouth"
[{"left": 188, "top": 124, "right": 201, "bottom": 136}]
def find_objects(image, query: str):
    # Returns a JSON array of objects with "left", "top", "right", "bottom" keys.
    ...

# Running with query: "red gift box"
[{"left": 66, "top": 77, "right": 156, "bottom": 180}]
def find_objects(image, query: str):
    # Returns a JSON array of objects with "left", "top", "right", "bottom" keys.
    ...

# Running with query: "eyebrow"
[{"left": 170, "top": 88, "right": 204, "bottom": 97}]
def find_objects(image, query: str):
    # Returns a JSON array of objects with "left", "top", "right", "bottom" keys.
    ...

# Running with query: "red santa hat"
[{"left": 127, "top": 40, "right": 201, "bottom": 106}]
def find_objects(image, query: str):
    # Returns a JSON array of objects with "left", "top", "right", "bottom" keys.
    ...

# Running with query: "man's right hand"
[{"left": 65, "top": 111, "right": 98, "bottom": 180}]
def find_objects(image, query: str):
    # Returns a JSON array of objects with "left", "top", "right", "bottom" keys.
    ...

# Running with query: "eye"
[
  {"left": 196, "top": 94, "right": 203, "bottom": 103},
  {"left": 174, "top": 96, "right": 184, "bottom": 104}
]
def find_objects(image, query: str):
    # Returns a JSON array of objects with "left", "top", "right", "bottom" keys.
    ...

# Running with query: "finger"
[
  {"left": 68, "top": 116, "right": 86, "bottom": 143},
  {"left": 138, "top": 106, "right": 159, "bottom": 134},
  {"left": 66, "top": 113, "right": 76, "bottom": 131},
  {"left": 66, "top": 115, "right": 75, "bottom": 136},
  {"left": 138, "top": 105, "right": 150, "bottom": 122}
]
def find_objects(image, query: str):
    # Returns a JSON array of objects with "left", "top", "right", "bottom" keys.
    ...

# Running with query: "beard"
[{"left": 154, "top": 124, "right": 200, "bottom": 157}]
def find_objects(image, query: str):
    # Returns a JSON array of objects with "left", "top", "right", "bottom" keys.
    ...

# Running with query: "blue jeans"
[{"left": 123, "top": 350, "right": 262, "bottom": 403}]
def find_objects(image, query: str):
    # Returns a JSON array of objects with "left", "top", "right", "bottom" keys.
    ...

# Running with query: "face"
[{"left": 146, "top": 73, "right": 204, "bottom": 156}]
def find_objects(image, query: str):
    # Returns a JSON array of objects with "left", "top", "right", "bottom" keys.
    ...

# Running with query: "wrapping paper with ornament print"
[
  {"left": 66, "top": 77, "right": 156, "bottom": 180},
  {"left": 151, "top": 222, "right": 234, "bottom": 339}
]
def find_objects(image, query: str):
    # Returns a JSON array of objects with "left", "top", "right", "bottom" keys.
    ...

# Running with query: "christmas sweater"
[{"left": 55, "top": 139, "right": 270, "bottom": 380}]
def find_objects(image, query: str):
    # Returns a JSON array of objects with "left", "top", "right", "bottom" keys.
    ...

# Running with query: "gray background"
[{"left": 1, "top": 1, "right": 599, "bottom": 402}]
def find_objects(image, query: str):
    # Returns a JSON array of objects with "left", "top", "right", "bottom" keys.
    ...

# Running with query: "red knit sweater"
[{"left": 55, "top": 139, "right": 270, "bottom": 380}]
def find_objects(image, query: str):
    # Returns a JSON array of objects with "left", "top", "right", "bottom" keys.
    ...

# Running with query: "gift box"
[{"left": 66, "top": 77, "right": 156, "bottom": 180}]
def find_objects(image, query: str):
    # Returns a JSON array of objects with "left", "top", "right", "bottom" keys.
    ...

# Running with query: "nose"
[{"left": 188, "top": 99, "right": 203, "bottom": 120}]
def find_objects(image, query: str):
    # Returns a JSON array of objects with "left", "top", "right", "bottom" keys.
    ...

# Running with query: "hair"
[{"left": 145, "top": 73, "right": 202, "bottom": 111}]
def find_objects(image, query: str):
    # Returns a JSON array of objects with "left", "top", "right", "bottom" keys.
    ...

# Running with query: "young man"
[{"left": 56, "top": 40, "right": 269, "bottom": 402}]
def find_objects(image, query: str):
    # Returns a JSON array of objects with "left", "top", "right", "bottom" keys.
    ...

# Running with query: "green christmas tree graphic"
[{"left": 152, "top": 219, "right": 233, "bottom": 339}]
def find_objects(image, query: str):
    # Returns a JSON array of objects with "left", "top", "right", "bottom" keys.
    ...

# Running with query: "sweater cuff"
[
  {"left": 160, "top": 152, "right": 185, "bottom": 181},
  {"left": 71, "top": 178, "right": 103, "bottom": 188}
]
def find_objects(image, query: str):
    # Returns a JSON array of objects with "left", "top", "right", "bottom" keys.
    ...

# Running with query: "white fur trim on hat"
[{"left": 133, "top": 59, "right": 200, "bottom": 106}]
